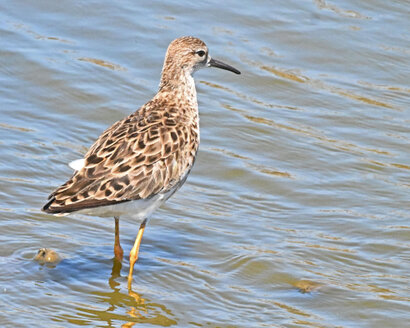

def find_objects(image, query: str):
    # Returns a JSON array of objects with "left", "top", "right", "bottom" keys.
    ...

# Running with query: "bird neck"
[{"left": 158, "top": 65, "right": 198, "bottom": 108}]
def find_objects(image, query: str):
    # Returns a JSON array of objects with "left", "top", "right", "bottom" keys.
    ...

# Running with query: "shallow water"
[{"left": 0, "top": 0, "right": 409, "bottom": 327}]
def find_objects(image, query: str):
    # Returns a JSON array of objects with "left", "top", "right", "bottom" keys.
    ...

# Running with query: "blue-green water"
[{"left": 0, "top": 1, "right": 409, "bottom": 327}]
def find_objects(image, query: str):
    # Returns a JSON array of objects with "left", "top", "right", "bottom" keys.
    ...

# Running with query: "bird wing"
[{"left": 43, "top": 100, "right": 198, "bottom": 214}]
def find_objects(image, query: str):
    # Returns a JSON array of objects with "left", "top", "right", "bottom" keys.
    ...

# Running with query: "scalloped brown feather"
[{"left": 43, "top": 95, "right": 199, "bottom": 214}]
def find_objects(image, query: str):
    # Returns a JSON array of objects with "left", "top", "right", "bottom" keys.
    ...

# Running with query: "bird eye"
[{"left": 196, "top": 50, "right": 206, "bottom": 57}]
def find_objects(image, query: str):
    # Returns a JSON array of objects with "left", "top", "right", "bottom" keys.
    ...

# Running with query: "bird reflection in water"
[
  {"left": 41, "top": 254, "right": 176, "bottom": 326},
  {"left": 104, "top": 257, "right": 177, "bottom": 327},
  {"left": 109, "top": 258, "right": 147, "bottom": 327}
]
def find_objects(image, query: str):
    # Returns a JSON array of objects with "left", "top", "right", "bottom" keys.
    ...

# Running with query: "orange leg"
[
  {"left": 127, "top": 218, "right": 147, "bottom": 289},
  {"left": 114, "top": 216, "right": 124, "bottom": 261}
]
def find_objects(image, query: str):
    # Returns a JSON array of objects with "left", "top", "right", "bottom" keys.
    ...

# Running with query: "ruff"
[{"left": 42, "top": 36, "right": 240, "bottom": 287}]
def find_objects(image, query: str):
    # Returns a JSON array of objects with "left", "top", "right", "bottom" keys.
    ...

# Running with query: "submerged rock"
[
  {"left": 294, "top": 280, "right": 322, "bottom": 293},
  {"left": 34, "top": 248, "right": 61, "bottom": 265}
]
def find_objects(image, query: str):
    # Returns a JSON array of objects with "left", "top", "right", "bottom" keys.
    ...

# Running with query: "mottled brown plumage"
[
  {"left": 42, "top": 36, "right": 240, "bottom": 287},
  {"left": 43, "top": 94, "right": 199, "bottom": 214}
]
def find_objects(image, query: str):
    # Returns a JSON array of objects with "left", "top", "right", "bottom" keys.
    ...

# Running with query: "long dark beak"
[{"left": 208, "top": 57, "right": 241, "bottom": 75}]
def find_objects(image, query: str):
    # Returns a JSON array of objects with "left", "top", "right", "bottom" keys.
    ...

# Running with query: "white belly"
[{"left": 76, "top": 187, "right": 177, "bottom": 221}]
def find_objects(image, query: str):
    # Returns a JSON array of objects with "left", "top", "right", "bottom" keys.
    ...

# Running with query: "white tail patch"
[{"left": 68, "top": 159, "right": 85, "bottom": 171}]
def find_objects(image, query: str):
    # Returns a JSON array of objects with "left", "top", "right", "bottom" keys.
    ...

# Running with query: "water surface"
[{"left": 0, "top": 0, "right": 409, "bottom": 327}]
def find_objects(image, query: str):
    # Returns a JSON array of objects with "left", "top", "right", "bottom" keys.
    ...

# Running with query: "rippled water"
[{"left": 1, "top": 0, "right": 409, "bottom": 327}]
